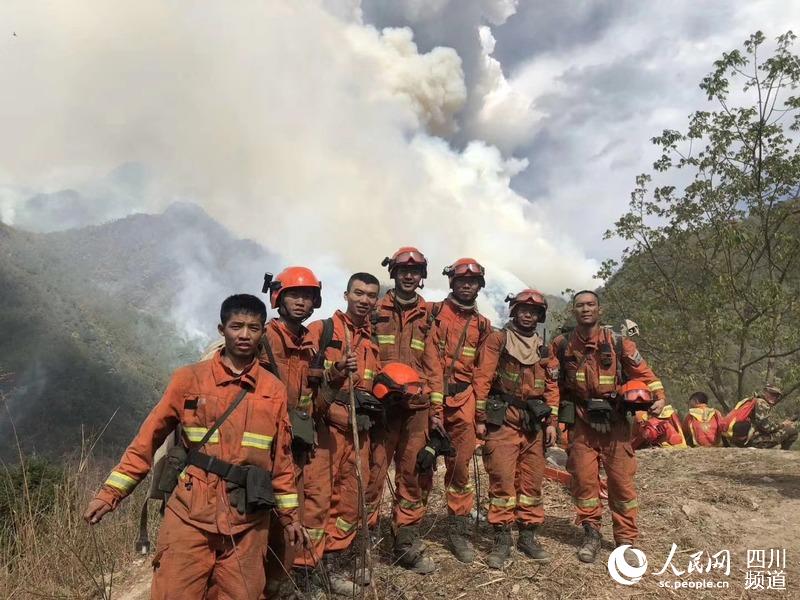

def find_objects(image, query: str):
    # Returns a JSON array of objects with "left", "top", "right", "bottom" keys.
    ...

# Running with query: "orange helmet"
[
  {"left": 505, "top": 289, "right": 548, "bottom": 322},
  {"left": 372, "top": 362, "right": 423, "bottom": 401},
  {"left": 265, "top": 267, "right": 322, "bottom": 309},
  {"left": 619, "top": 380, "right": 654, "bottom": 412},
  {"left": 381, "top": 246, "right": 428, "bottom": 279},
  {"left": 443, "top": 258, "right": 485, "bottom": 288}
]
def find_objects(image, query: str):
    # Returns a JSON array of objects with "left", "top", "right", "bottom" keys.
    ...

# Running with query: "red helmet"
[
  {"left": 619, "top": 380, "right": 654, "bottom": 412},
  {"left": 372, "top": 362, "right": 423, "bottom": 401},
  {"left": 267, "top": 267, "right": 322, "bottom": 309},
  {"left": 381, "top": 246, "right": 428, "bottom": 279},
  {"left": 505, "top": 289, "right": 548, "bottom": 322},
  {"left": 443, "top": 258, "right": 485, "bottom": 288}
]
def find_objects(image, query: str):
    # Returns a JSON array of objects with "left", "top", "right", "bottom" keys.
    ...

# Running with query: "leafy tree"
[{"left": 600, "top": 31, "right": 800, "bottom": 410}]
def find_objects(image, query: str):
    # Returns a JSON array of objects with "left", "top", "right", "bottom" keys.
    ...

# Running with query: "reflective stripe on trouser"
[
  {"left": 482, "top": 424, "right": 545, "bottom": 525},
  {"left": 444, "top": 402, "right": 477, "bottom": 516},
  {"left": 266, "top": 460, "right": 306, "bottom": 586},
  {"left": 325, "top": 424, "right": 371, "bottom": 553},
  {"left": 294, "top": 422, "right": 369, "bottom": 566},
  {"left": 151, "top": 507, "right": 268, "bottom": 600},
  {"left": 567, "top": 417, "right": 639, "bottom": 543},
  {"left": 366, "top": 406, "right": 429, "bottom": 528}
]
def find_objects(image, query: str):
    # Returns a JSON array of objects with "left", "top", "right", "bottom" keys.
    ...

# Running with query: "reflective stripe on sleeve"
[
  {"left": 599, "top": 375, "right": 616, "bottom": 385},
  {"left": 105, "top": 471, "right": 138, "bottom": 494},
  {"left": 430, "top": 393, "right": 444, "bottom": 405},
  {"left": 462, "top": 347, "right": 477, "bottom": 358},
  {"left": 410, "top": 339, "right": 425, "bottom": 351},
  {"left": 377, "top": 334, "right": 396, "bottom": 345},
  {"left": 476, "top": 400, "right": 487, "bottom": 411},
  {"left": 363, "top": 369, "right": 375, "bottom": 380},
  {"left": 648, "top": 381, "right": 664, "bottom": 391},
  {"left": 575, "top": 372, "right": 586, "bottom": 383},
  {"left": 336, "top": 517, "right": 355, "bottom": 533}
]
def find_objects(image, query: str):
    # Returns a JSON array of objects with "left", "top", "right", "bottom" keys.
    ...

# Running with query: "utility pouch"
[
  {"left": 527, "top": 398, "right": 552, "bottom": 428},
  {"left": 290, "top": 407, "right": 315, "bottom": 453},
  {"left": 485, "top": 396, "right": 508, "bottom": 427},
  {"left": 244, "top": 466, "right": 275, "bottom": 512},
  {"left": 156, "top": 445, "right": 188, "bottom": 494},
  {"left": 586, "top": 398, "right": 614, "bottom": 420},
  {"left": 558, "top": 398, "right": 576, "bottom": 425}
]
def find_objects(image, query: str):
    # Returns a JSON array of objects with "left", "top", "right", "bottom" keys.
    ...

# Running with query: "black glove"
[
  {"left": 226, "top": 482, "right": 247, "bottom": 515},
  {"left": 416, "top": 428, "right": 455, "bottom": 473},
  {"left": 586, "top": 398, "right": 615, "bottom": 433}
]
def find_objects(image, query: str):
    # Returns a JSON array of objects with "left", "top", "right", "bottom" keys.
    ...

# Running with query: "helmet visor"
[
  {"left": 452, "top": 262, "right": 484, "bottom": 277},
  {"left": 624, "top": 388, "right": 652, "bottom": 403},
  {"left": 394, "top": 250, "right": 427, "bottom": 266}
]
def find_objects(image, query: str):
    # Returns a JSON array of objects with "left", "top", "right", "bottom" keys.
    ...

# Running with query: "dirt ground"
[{"left": 114, "top": 447, "right": 798, "bottom": 599}]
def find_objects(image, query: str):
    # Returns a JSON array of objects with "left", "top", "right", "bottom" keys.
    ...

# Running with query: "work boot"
[
  {"left": 485, "top": 524, "right": 512, "bottom": 569},
  {"left": 616, "top": 541, "right": 641, "bottom": 567},
  {"left": 577, "top": 523, "right": 602, "bottom": 564},
  {"left": 292, "top": 567, "right": 325, "bottom": 600},
  {"left": 321, "top": 553, "right": 356, "bottom": 597},
  {"left": 446, "top": 515, "right": 475, "bottom": 563},
  {"left": 517, "top": 524, "right": 550, "bottom": 562},
  {"left": 394, "top": 525, "right": 435, "bottom": 574}
]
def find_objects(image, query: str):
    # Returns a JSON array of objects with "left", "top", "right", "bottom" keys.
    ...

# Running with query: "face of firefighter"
[
  {"left": 513, "top": 304, "right": 540, "bottom": 332},
  {"left": 218, "top": 312, "right": 264, "bottom": 364},
  {"left": 394, "top": 265, "right": 424, "bottom": 298},
  {"left": 344, "top": 280, "right": 380, "bottom": 322},
  {"left": 452, "top": 276, "right": 481, "bottom": 304},
  {"left": 573, "top": 293, "right": 600, "bottom": 327},
  {"left": 280, "top": 288, "right": 316, "bottom": 322}
]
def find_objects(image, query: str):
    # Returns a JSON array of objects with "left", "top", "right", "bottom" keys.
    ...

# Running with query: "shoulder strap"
[
  {"left": 197, "top": 386, "right": 249, "bottom": 447},
  {"left": 611, "top": 331, "right": 626, "bottom": 384},
  {"left": 319, "top": 318, "right": 335, "bottom": 352},
  {"left": 427, "top": 301, "right": 443, "bottom": 327},
  {"left": 260, "top": 335, "right": 282, "bottom": 381}
]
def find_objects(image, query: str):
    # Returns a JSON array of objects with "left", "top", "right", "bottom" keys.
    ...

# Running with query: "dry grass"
[{"left": 0, "top": 397, "right": 157, "bottom": 600}]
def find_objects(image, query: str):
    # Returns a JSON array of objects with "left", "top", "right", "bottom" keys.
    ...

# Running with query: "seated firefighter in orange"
[
  {"left": 472, "top": 289, "right": 559, "bottom": 569},
  {"left": 682, "top": 391, "right": 724, "bottom": 447},
  {"left": 83, "top": 295, "right": 303, "bottom": 600},
  {"left": 632, "top": 403, "right": 688, "bottom": 449}
]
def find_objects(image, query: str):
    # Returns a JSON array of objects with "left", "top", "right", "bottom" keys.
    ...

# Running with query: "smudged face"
[
  {"left": 281, "top": 288, "right": 316, "bottom": 321},
  {"left": 573, "top": 293, "right": 600, "bottom": 327},
  {"left": 394, "top": 265, "right": 424, "bottom": 296},
  {"left": 452, "top": 276, "right": 481, "bottom": 304},
  {"left": 219, "top": 311, "right": 264, "bottom": 360},
  {"left": 344, "top": 280, "right": 380, "bottom": 319}
]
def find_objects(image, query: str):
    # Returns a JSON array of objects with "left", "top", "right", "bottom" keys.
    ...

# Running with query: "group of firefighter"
[
  {"left": 630, "top": 386, "right": 797, "bottom": 451},
  {"left": 82, "top": 247, "right": 797, "bottom": 599}
]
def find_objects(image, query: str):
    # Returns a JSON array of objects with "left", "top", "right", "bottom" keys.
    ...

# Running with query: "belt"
[
  {"left": 447, "top": 382, "right": 470, "bottom": 396},
  {"left": 187, "top": 451, "right": 249, "bottom": 487}
]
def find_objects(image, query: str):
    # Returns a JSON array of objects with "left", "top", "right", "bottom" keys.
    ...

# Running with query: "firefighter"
[
  {"left": 422, "top": 258, "right": 492, "bottom": 563},
  {"left": 472, "top": 289, "right": 559, "bottom": 568},
  {"left": 365, "top": 247, "right": 436, "bottom": 573},
  {"left": 551, "top": 290, "right": 665, "bottom": 564},
  {"left": 370, "top": 362, "right": 435, "bottom": 572},
  {"left": 631, "top": 403, "right": 687, "bottom": 449},
  {"left": 83, "top": 295, "right": 303, "bottom": 600},
  {"left": 682, "top": 392, "right": 724, "bottom": 447},
  {"left": 727, "top": 385, "right": 798, "bottom": 449},
  {"left": 260, "top": 267, "right": 322, "bottom": 596},
  {"left": 293, "top": 273, "right": 381, "bottom": 596}
]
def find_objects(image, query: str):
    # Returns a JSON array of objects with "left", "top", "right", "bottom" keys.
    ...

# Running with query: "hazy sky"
[{"left": 1, "top": 0, "right": 798, "bottom": 307}]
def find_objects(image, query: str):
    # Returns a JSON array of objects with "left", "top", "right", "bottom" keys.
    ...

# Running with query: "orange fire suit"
[
  {"left": 366, "top": 291, "right": 432, "bottom": 529},
  {"left": 259, "top": 318, "right": 319, "bottom": 587},
  {"left": 552, "top": 327, "right": 665, "bottom": 544},
  {"left": 93, "top": 351, "right": 298, "bottom": 600},
  {"left": 473, "top": 328, "right": 559, "bottom": 526},
  {"left": 682, "top": 403, "right": 724, "bottom": 447},
  {"left": 294, "top": 310, "right": 380, "bottom": 568},
  {"left": 422, "top": 296, "right": 492, "bottom": 516},
  {"left": 632, "top": 406, "right": 688, "bottom": 449}
]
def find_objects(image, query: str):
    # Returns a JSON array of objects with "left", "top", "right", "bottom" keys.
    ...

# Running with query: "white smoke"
[{"left": 0, "top": 0, "right": 598, "bottom": 329}]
